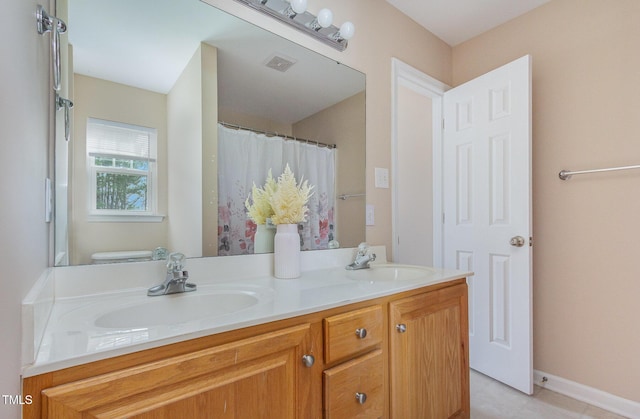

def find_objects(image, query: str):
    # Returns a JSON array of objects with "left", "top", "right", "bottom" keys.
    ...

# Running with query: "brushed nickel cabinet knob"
[
  {"left": 355, "top": 392, "right": 367, "bottom": 404},
  {"left": 355, "top": 328, "right": 368, "bottom": 339},
  {"left": 301, "top": 354, "right": 315, "bottom": 367}
]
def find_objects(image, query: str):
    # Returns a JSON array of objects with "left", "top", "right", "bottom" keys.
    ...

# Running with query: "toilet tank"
[{"left": 91, "top": 250, "right": 153, "bottom": 264}]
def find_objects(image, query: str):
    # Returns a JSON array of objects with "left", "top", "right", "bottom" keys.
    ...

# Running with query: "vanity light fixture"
[
  {"left": 331, "top": 21, "right": 355, "bottom": 42},
  {"left": 232, "top": 0, "right": 355, "bottom": 51},
  {"left": 284, "top": 0, "right": 307, "bottom": 18},
  {"left": 310, "top": 8, "right": 333, "bottom": 31}
]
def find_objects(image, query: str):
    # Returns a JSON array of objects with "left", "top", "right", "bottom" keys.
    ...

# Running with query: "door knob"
[{"left": 510, "top": 236, "right": 526, "bottom": 247}]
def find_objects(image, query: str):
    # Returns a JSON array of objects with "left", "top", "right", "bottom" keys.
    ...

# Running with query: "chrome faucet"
[
  {"left": 346, "top": 242, "right": 376, "bottom": 270},
  {"left": 147, "top": 252, "right": 197, "bottom": 296}
]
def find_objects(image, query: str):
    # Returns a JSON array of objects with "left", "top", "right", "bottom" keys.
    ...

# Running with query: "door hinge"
[
  {"left": 442, "top": 118, "right": 445, "bottom": 130},
  {"left": 529, "top": 236, "right": 533, "bottom": 247}
]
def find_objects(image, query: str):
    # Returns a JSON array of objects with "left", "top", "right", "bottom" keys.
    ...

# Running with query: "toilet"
[{"left": 90, "top": 250, "right": 153, "bottom": 264}]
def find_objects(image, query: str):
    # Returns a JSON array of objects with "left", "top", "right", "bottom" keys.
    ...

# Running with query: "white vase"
[
  {"left": 254, "top": 223, "right": 275, "bottom": 254},
  {"left": 274, "top": 223, "right": 301, "bottom": 278}
]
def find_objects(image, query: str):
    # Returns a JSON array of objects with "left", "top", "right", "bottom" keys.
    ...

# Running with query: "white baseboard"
[{"left": 534, "top": 370, "right": 640, "bottom": 419}]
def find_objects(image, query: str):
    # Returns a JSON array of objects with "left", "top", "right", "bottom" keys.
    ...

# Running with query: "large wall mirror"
[{"left": 55, "top": 0, "right": 366, "bottom": 266}]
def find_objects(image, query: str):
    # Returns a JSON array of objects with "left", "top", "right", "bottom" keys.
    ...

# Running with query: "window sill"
[{"left": 88, "top": 213, "right": 165, "bottom": 223}]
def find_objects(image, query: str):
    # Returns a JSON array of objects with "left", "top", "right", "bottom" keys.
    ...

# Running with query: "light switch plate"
[
  {"left": 374, "top": 167, "right": 389, "bottom": 188},
  {"left": 366, "top": 204, "right": 375, "bottom": 226}
]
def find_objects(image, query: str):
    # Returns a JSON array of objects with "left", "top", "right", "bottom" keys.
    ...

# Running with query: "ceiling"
[
  {"left": 68, "top": 0, "right": 549, "bottom": 124},
  {"left": 386, "top": 0, "right": 550, "bottom": 46},
  {"left": 68, "top": 0, "right": 364, "bottom": 125}
]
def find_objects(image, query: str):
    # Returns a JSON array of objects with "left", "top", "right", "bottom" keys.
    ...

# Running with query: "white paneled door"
[{"left": 443, "top": 55, "right": 533, "bottom": 394}]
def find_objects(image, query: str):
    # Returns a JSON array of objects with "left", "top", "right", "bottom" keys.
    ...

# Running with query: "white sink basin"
[
  {"left": 95, "top": 291, "right": 263, "bottom": 329},
  {"left": 346, "top": 264, "right": 435, "bottom": 282}
]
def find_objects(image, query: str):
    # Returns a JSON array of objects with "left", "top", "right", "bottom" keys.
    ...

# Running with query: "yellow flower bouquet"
[
  {"left": 245, "top": 164, "right": 314, "bottom": 225},
  {"left": 270, "top": 164, "right": 314, "bottom": 225}
]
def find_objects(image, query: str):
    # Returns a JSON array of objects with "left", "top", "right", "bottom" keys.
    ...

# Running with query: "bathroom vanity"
[{"left": 22, "top": 248, "right": 470, "bottom": 418}]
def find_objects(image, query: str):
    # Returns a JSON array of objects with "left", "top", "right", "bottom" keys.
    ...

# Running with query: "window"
[{"left": 86, "top": 118, "right": 161, "bottom": 221}]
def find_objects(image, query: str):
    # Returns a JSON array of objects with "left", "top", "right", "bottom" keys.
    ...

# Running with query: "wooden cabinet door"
[
  {"left": 41, "top": 324, "right": 315, "bottom": 418},
  {"left": 389, "top": 284, "right": 470, "bottom": 419}
]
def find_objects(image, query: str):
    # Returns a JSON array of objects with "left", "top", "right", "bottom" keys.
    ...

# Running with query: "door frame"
[{"left": 390, "top": 58, "right": 449, "bottom": 266}]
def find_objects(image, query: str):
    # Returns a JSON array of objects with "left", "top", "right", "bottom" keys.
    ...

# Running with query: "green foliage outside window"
[{"left": 95, "top": 156, "right": 149, "bottom": 211}]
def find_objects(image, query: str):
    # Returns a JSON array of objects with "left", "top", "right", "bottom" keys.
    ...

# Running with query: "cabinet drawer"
[
  {"left": 324, "top": 349, "right": 384, "bottom": 419},
  {"left": 324, "top": 305, "right": 383, "bottom": 363}
]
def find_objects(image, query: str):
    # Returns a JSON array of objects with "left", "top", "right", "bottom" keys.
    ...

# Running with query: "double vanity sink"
[
  {"left": 22, "top": 247, "right": 472, "bottom": 418},
  {"left": 91, "top": 264, "right": 429, "bottom": 329},
  {"left": 83, "top": 264, "right": 432, "bottom": 329},
  {"left": 23, "top": 248, "right": 466, "bottom": 377}
]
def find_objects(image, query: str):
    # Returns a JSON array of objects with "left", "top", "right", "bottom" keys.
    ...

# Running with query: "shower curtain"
[{"left": 217, "top": 124, "right": 336, "bottom": 256}]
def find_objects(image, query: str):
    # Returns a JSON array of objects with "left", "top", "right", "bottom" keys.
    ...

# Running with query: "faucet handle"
[
  {"left": 152, "top": 247, "right": 168, "bottom": 260},
  {"left": 357, "top": 242, "right": 369, "bottom": 255},
  {"left": 166, "top": 252, "right": 186, "bottom": 272}
]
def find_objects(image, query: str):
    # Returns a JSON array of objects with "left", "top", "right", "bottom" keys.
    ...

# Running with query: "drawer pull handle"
[
  {"left": 355, "top": 392, "right": 367, "bottom": 405},
  {"left": 301, "top": 354, "right": 315, "bottom": 368},
  {"left": 355, "top": 328, "right": 367, "bottom": 339},
  {"left": 396, "top": 324, "right": 407, "bottom": 333}
]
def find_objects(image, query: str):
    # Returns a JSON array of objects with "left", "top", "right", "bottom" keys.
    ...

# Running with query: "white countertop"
[{"left": 22, "top": 247, "right": 470, "bottom": 377}]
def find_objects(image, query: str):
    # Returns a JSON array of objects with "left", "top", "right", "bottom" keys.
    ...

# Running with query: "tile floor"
[{"left": 470, "top": 370, "right": 629, "bottom": 418}]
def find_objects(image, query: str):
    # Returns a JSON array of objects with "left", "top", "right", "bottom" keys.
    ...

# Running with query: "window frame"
[{"left": 86, "top": 118, "right": 163, "bottom": 223}]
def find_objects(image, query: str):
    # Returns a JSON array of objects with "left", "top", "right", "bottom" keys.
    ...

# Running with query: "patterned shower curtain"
[{"left": 217, "top": 123, "right": 336, "bottom": 256}]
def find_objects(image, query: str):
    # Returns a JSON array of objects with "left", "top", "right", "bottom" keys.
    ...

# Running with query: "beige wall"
[
  {"left": 167, "top": 45, "right": 205, "bottom": 258},
  {"left": 201, "top": 44, "right": 219, "bottom": 257},
  {"left": 218, "top": 108, "right": 293, "bottom": 136},
  {"left": 294, "top": 92, "right": 366, "bottom": 248},
  {"left": 166, "top": 43, "right": 218, "bottom": 258},
  {"left": 396, "top": 86, "right": 433, "bottom": 265},
  {"left": 71, "top": 75, "right": 169, "bottom": 265},
  {"left": 453, "top": 0, "right": 640, "bottom": 401}
]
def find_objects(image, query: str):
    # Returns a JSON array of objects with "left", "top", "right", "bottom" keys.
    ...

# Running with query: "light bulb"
[
  {"left": 290, "top": 0, "right": 307, "bottom": 14},
  {"left": 317, "top": 8, "right": 333, "bottom": 28},
  {"left": 339, "top": 21, "right": 355, "bottom": 40}
]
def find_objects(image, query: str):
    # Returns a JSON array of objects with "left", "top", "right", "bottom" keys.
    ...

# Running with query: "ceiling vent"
[{"left": 264, "top": 54, "right": 297, "bottom": 73}]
